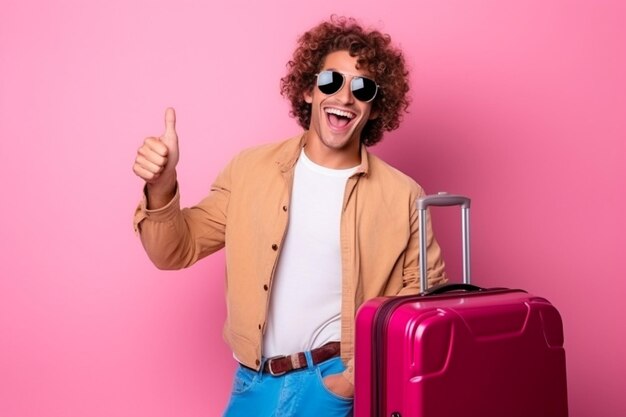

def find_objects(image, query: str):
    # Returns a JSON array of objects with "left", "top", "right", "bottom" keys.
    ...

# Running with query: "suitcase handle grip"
[
  {"left": 422, "top": 283, "right": 483, "bottom": 296},
  {"left": 418, "top": 192, "right": 471, "bottom": 292},
  {"left": 417, "top": 193, "right": 471, "bottom": 210}
]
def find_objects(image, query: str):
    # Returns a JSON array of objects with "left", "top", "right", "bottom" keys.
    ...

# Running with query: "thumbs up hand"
[{"left": 133, "top": 108, "right": 179, "bottom": 208}]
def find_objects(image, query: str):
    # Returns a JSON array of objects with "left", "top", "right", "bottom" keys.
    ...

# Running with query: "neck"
[{"left": 303, "top": 134, "right": 361, "bottom": 169}]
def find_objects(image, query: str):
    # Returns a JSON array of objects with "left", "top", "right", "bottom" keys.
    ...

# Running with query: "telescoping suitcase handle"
[{"left": 417, "top": 192, "right": 471, "bottom": 293}]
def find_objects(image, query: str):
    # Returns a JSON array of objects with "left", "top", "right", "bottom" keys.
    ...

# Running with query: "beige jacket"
[{"left": 133, "top": 133, "right": 447, "bottom": 383}]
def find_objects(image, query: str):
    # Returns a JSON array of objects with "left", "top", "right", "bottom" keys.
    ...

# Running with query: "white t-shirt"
[{"left": 262, "top": 149, "right": 358, "bottom": 357}]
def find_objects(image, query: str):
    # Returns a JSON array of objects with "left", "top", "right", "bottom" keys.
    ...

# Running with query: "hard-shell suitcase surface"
[{"left": 354, "top": 194, "right": 568, "bottom": 417}]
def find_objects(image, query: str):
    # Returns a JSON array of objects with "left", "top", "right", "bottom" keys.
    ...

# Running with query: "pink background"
[{"left": 1, "top": 0, "right": 624, "bottom": 416}]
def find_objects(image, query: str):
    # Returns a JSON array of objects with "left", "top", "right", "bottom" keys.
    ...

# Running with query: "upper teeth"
[{"left": 326, "top": 108, "right": 355, "bottom": 119}]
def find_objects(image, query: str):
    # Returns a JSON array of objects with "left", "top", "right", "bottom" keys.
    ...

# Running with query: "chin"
[
  {"left": 322, "top": 129, "right": 361, "bottom": 149},
  {"left": 321, "top": 136, "right": 355, "bottom": 151}
]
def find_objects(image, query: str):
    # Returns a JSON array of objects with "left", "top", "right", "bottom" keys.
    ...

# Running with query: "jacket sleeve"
[
  {"left": 397, "top": 189, "right": 448, "bottom": 295},
  {"left": 342, "top": 357, "right": 355, "bottom": 386},
  {"left": 132, "top": 158, "right": 235, "bottom": 270}
]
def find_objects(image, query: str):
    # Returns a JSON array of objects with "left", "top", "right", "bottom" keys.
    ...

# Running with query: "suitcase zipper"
[{"left": 371, "top": 296, "right": 410, "bottom": 417}]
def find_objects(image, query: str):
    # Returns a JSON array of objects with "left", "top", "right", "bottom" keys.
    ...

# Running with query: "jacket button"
[
  {"left": 258, "top": 324, "right": 262, "bottom": 330},
  {"left": 263, "top": 284, "right": 269, "bottom": 291},
  {"left": 282, "top": 205, "right": 288, "bottom": 212},
  {"left": 255, "top": 359, "right": 260, "bottom": 366},
  {"left": 271, "top": 244, "right": 278, "bottom": 251}
]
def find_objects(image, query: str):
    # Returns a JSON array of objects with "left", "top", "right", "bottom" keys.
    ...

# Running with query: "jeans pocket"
[
  {"left": 231, "top": 365, "right": 258, "bottom": 395},
  {"left": 315, "top": 366, "right": 354, "bottom": 403}
]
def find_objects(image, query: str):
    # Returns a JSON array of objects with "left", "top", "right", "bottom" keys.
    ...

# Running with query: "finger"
[
  {"left": 163, "top": 107, "right": 176, "bottom": 139},
  {"left": 137, "top": 146, "right": 168, "bottom": 167},
  {"left": 133, "top": 163, "right": 160, "bottom": 182},
  {"left": 142, "top": 137, "right": 169, "bottom": 157},
  {"left": 135, "top": 154, "right": 165, "bottom": 174}
]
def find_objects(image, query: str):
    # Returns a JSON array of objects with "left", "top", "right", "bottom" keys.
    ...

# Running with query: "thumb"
[{"left": 162, "top": 107, "right": 177, "bottom": 142}]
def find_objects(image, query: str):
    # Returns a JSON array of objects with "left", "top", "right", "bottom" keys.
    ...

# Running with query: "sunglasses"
[{"left": 316, "top": 70, "right": 379, "bottom": 103}]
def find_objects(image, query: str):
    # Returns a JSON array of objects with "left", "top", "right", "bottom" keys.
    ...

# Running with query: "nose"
[{"left": 336, "top": 77, "right": 355, "bottom": 104}]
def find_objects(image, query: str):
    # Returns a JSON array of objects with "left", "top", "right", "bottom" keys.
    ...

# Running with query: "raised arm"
[{"left": 132, "top": 108, "right": 229, "bottom": 270}]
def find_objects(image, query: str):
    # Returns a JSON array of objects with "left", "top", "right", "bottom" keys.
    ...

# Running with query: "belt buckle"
[{"left": 266, "top": 355, "right": 287, "bottom": 376}]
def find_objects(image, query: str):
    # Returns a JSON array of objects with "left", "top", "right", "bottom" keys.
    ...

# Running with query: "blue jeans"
[{"left": 222, "top": 352, "right": 353, "bottom": 417}]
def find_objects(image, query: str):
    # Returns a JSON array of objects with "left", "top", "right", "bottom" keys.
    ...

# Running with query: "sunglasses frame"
[{"left": 315, "top": 70, "right": 379, "bottom": 103}]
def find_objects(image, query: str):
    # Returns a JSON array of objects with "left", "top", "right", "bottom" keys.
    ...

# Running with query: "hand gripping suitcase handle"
[{"left": 418, "top": 192, "right": 471, "bottom": 293}]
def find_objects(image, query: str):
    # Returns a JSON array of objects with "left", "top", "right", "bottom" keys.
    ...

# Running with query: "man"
[{"left": 132, "top": 16, "right": 447, "bottom": 417}]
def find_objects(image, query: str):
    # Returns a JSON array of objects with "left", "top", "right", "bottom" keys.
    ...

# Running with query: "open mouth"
[{"left": 325, "top": 107, "right": 356, "bottom": 129}]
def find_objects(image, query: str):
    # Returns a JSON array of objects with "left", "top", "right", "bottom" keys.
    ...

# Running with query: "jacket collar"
[{"left": 277, "top": 131, "right": 370, "bottom": 177}]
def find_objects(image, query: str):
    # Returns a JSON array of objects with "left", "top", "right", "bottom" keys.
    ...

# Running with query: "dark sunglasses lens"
[
  {"left": 317, "top": 71, "right": 344, "bottom": 95},
  {"left": 351, "top": 77, "right": 377, "bottom": 102}
]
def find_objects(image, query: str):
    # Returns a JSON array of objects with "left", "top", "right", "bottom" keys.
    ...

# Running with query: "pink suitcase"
[{"left": 354, "top": 194, "right": 568, "bottom": 417}]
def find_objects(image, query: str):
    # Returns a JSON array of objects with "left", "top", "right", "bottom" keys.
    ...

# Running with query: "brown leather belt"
[{"left": 262, "top": 342, "right": 341, "bottom": 376}]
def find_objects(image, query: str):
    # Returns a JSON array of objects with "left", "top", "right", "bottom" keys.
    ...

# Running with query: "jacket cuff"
[{"left": 132, "top": 184, "right": 180, "bottom": 233}]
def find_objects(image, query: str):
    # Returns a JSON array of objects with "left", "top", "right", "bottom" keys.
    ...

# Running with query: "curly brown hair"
[{"left": 280, "top": 16, "right": 410, "bottom": 147}]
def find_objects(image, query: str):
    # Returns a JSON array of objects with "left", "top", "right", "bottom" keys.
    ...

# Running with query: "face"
[{"left": 304, "top": 50, "right": 379, "bottom": 158}]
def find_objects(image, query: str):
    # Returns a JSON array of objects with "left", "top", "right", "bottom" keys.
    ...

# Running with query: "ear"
[
  {"left": 303, "top": 88, "right": 313, "bottom": 104},
  {"left": 368, "top": 108, "right": 380, "bottom": 120}
]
